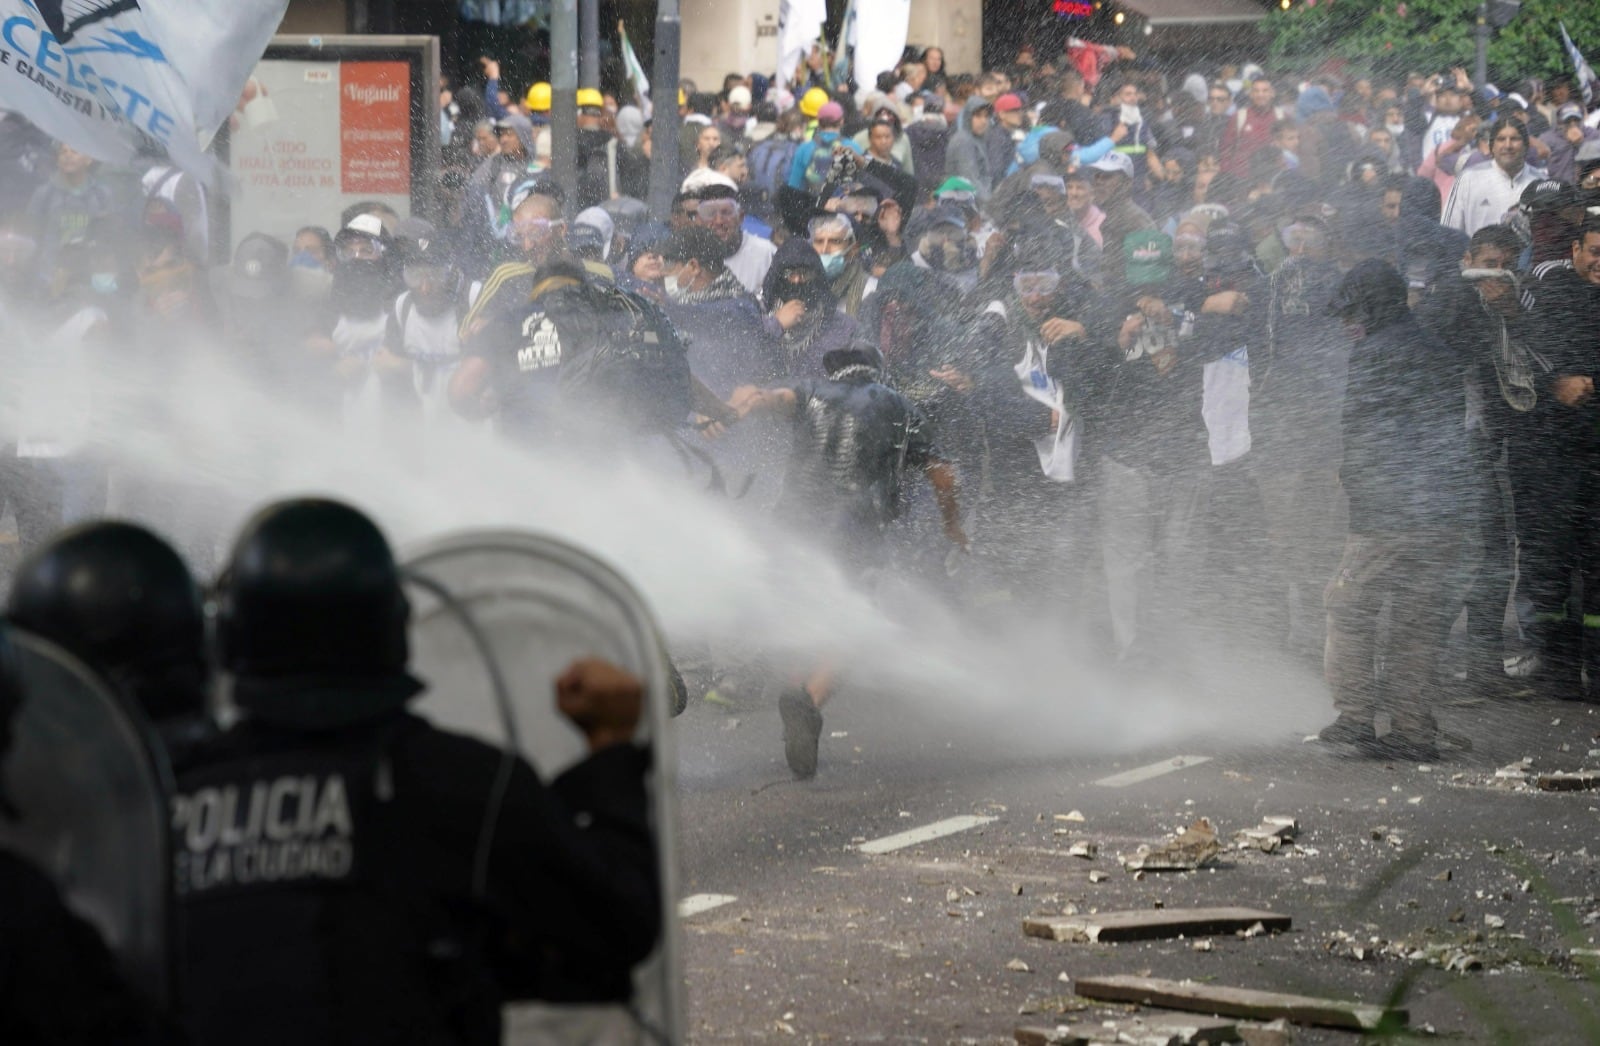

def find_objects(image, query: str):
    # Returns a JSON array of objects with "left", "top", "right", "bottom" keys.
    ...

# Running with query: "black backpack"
[{"left": 544, "top": 280, "right": 692, "bottom": 434}]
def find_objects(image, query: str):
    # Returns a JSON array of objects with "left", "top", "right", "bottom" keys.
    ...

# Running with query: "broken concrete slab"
[
  {"left": 1016, "top": 1014, "right": 1240, "bottom": 1045},
  {"left": 1072, "top": 975, "right": 1404, "bottom": 1031},
  {"left": 1125, "top": 818, "right": 1223, "bottom": 872},
  {"left": 1536, "top": 771, "right": 1600, "bottom": 792},
  {"left": 1024, "top": 908, "right": 1291, "bottom": 944}
]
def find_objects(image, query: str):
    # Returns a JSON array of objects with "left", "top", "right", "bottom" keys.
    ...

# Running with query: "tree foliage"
[{"left": 1263, "top": 0, "right": 1600, "bottom": 85}]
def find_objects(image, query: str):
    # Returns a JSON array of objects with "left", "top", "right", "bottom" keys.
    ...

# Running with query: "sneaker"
[
  {"left": 1317, "top": 712, "right": 1376, "bottom": 746},
  {"left": 778, "top": 689, "right": 823, "bottom": 779}
]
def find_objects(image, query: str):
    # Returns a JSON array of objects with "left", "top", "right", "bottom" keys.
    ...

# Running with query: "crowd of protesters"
[{"left": 3, "top": 34, "right": 1600, "bottom": 763}]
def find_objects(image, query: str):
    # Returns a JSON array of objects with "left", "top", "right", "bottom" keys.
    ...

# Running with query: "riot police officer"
[
  {"left": 6, "top": 521, "right": 212, "bottom": 764},
  {"left": 175, "top": 498, "right": 660, "bottom": 1045},
  {"left": 0, "top": 623, "right": 178, "bottom": 1045}
]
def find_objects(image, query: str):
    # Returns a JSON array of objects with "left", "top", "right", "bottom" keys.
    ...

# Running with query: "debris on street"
[
  {"left": 1024, "top": 908, "right": 1291, "bottom": 944},
  {"left": 1125, "top": 818, "right": 1223, "bottom": 872},
  {"left": 1232, "top": 817, "right": 1298, "bottom": 853}
]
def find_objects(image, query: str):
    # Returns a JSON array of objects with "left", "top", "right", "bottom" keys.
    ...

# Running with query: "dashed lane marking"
[
  {"left": 856, "top": 815, "right": 999, "bottom": 855},
  {"left": 1094, "top": 755, "right": 1212, "bottom": 788},
  {"left": 678, "top": 893, "right": 738, "bottom": 917}
]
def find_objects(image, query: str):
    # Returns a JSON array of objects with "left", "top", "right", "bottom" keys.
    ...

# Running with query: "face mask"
[
  {"left": 664, "top": 274, "right": 682, "bottom": 298},
  {"left": 818, "top": 250, "right": 846, "bottom": 278},
  {"left": 290, "top": 265, "right": 333, "bottom": 301},
  {"left": 90, "top": 272, "right": 118, "bottom": 295},
  {"left": 1120, "top": 103, "right": 1142, "bottom": 125},
  {"left": 1386, "top": 121, "right": 1405, "bottom": 136},
  {"left": 291, "top": 250, "right": 325, "bottom": 270}
]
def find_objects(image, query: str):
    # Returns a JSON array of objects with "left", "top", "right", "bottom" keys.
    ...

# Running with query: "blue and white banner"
[
  {"left": 1560, "top": 21, "right": 1597, "bottom": 110},
  {"left": 777, "top": 0, "right": 826, "bottom": 90},
  {"left": 0, "top": 0, "right": 288, "bottom": 181}
]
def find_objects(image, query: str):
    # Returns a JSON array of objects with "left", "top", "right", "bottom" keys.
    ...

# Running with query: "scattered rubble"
[
  {"left": 1125, "top": 818, "right": 1223, "bottom": 872},
  {"left": 1015, "top": 1013, "right": 1240, "bottom": 1045},
  {"left": 1232, "top": 817, "right": 1298, "bottom": 854}
]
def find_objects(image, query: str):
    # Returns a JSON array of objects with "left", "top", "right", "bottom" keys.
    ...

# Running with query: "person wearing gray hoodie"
[{"left": 946, "top": 98, "right": 995, "bottom": 205}]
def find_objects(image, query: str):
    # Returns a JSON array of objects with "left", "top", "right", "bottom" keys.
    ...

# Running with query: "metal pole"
[
  {"left": 580, "top": 0, "right": 601, "bottom": 89},
  {"left": 1474, "top": 0, "right": 1489, "bottom": 90},
  {"left": 647, "top": 0, "right": 683, "bottom": 220},
  {"left": 551, "top": 0, "right": 579, "bottom": 216}
]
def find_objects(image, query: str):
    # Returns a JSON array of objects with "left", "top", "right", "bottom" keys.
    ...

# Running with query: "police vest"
[{"left": 174, "top": 722, "right": 492, "bottom": 1046}]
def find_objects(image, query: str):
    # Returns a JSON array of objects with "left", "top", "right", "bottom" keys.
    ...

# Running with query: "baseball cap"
[
  {"left": 935, "top": 176, "right": 978, "bottom": 198},
  {"left": 1089, "top": 152, "right": 1135, "bottom": 178},
  {"left": 816, "top": 101, "right": 845, "bottom": 123},
  {"left": 1123, "top": 230, "right": 1172, "bottom": 286},
  {"left": 993, "top": 93, "right": 1023, "bottom": 113},
  {"left": 340, "top": 213, "right": 386, "bottom": 241},
  {"left": 728, "top": 85, "right": 752, "bottom": 109},
  {"left": 1521, "top": 178, "right": 1578, "bottom": 214},
  {"left": 1558, "top": 102, "right": 1586, "bottom": 123}
]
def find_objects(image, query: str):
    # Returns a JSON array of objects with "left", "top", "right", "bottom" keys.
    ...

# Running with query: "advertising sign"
[{"left": 224, "top": 36, "right": 437, "bottom": 255}]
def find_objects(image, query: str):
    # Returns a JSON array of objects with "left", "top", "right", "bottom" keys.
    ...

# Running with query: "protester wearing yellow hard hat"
[{"left": 524, "top": 81, "right": 551, "bottom": 113}]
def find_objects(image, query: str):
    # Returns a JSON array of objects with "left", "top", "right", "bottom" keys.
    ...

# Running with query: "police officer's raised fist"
[{"left": 556, "top": 658, "right": 644, "bottom": 751}]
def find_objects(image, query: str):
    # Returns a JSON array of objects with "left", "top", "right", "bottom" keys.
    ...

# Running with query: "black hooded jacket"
[
  {"left": 1395, "top": 175, "right": 1468, "bottom": 298},
  {"left": 1332, "top": 260, "right": 1471, "bottom": 531}
]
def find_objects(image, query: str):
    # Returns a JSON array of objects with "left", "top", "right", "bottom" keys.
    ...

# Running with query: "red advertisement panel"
[{"left": 340, "top": 61, "right": 411, "bottom": 194}]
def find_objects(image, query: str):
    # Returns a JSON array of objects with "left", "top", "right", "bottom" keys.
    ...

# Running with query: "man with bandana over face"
[
  {"left": 1317, "top": 259, "right": 1470, "bottom": 760},
  {"left": 311, "top": 214, "right": 399, "bottom": 438},
  {"left": 760, "top": 238, "right": 856, "bottom": 378}
]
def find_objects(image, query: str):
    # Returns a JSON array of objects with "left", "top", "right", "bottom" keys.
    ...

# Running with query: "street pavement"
[{"left": 671, "top": 677, "right": 1600, "bottom": 1044}]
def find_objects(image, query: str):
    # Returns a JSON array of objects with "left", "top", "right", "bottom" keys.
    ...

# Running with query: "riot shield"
[
  {"left": 401, "top": 529, "right": 683, "bottom": 1045},
  {"left": 0, "top": 630, "right": 175, "bottom": 1010}
]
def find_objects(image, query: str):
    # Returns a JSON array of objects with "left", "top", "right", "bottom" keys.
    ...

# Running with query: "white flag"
[
  {"left": 852, "top": 0, "right": 911, "bottom": 96},
  {"left": 777, "top": 0, "right": 826, "bottom": 90},
  {"left": 0, "top": 0, "right": 289, "bottom": 182}
]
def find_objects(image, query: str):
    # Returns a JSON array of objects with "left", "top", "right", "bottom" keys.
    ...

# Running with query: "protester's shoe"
[
  {"left": 1317, "top": 712, "right": 1376, "bottom": 747},
  {"left": 779, "top": 688, "right": 823, "bottom": 780}
]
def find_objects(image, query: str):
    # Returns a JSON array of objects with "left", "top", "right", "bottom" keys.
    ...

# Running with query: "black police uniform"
[
  {"left": 174, "top": 707, "right": 656, "bottom": 1046},
  {"left": 175, "top": 499, "right": 660, "bottom": 1046}
]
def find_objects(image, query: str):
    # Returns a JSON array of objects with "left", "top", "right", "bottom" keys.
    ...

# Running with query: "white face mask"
[
  {"left": 1386, "top": 121, "right": 1405, "bottom": 136},
  {"left": 1120, "top": 103, "right": 1142, "bottom": 125},
  {"left": 663, "top": 273, "right": 682, "bottom": 298}
]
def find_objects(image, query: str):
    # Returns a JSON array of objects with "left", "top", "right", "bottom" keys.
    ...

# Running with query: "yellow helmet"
[
  {"left": 576, "top": 87, "right": 605, "bottom": 110},
  {"left": 800, "top": 87, "right": 830, "bottom": 119},
  {"left": 524, "top": 81, "right": 551, "bottom": 112}
]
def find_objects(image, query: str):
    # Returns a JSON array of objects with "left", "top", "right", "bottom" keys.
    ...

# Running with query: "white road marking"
[
  {"left": 1094, "top": 756, "right": 1212, "bottom": 788},
  {"left": 678, "top": 893, "right": 738, "bottom": 918},
  {"left": 856, "top": 815, "right": 998, "bottom": 855}
]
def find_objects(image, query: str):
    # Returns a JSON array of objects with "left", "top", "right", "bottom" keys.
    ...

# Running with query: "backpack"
[
  {"left": 748, "top": 136, "right": 798, "bottom": 198},
  {"left": 545, "top": 280, "right": 692, "bottom": 434}
]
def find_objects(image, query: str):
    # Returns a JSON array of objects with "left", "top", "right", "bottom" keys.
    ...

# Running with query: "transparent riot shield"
[
  {"left": 0, "top": 630, "right": 175, "bottom": 1010},
  {"left": 401, "top": 530, "right": 683, "bottom": 1045}
]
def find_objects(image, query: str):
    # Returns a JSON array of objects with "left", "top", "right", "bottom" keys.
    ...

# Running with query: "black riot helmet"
[
  {"left": 217, "top": 498, "right": 421, "bottom": 728},
  {"left": 1325, "top": 257, "right": 1409, "bottom": 336},
  {"left": 6, "top": 521, "right": 206, "bottom": 724}
]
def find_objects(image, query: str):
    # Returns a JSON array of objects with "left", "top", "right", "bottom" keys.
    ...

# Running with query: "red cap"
[{"left": 994, "top": 93, "right": 1024, "bottom": 113}]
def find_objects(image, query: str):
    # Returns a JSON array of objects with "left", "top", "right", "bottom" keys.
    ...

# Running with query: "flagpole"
[
  {"left": 551, "top": 0, "right": 579, "bottom": 216},
  {"left": 1474, "top": 1, "right": 1488, "bottom": 88},
  {"left": 647, "top": 0, "right": 682, "bottom": 219}
]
